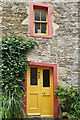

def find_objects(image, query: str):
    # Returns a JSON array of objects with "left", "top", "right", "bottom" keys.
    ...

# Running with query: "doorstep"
[{"left": 26, "top": 116, "right": 59, "bottom": 120}]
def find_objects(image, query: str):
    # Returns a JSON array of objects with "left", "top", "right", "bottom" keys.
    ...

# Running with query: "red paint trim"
[
  {"left": 24, "top": 73, "right": 27, "bottom": 113},
  {"left": 30, "top": 2, "right": 53, "bottom": 38},
  {"left": 24, "top": 61, "right": 58, "bottom": 118},
  {"left": 53, "top": 65, "right": 58, "bottom": 118},
  {"left": 30, "top": 61, "right": 57, "bottom": 67}
]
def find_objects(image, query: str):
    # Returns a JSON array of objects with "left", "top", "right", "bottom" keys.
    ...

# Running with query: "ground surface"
[{"left": 27, "top": 116, "right": 58, "bottom": 120}]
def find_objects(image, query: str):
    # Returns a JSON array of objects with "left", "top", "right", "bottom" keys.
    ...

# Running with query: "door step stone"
[{"left": 26, "top": 116, "right": 59, "bottom": 120}]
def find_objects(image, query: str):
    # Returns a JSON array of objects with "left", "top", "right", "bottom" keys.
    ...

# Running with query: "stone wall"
[{"left": 1, "top": 0, "right": 79, "bottom": 87}]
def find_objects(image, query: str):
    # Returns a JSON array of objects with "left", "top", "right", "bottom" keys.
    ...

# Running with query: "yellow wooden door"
[
  {"left": 27, "top": 66, "right": 41, "bottom": 115},
  {"left": 40, "top": 67, "right": 53, "bottom": 117},
  {"left": 27, "top": 66, "right": 53, "bottom": 117}
]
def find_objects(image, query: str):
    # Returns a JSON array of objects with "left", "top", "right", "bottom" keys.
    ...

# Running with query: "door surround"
[{"left": 24, "top": 61, "right": 58, "bottom": 118}]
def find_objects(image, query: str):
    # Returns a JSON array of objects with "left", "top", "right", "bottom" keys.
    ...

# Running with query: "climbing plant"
[{"left": 2, "top": 36, "right": 36, "bottom": 119}]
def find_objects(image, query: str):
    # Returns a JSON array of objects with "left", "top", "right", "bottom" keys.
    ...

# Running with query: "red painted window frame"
[
  {"left": 30, "top": 2, "right": 53, "bottom": 38},
  {"left": 24, "top": 62, "right": 58, "bottom": 118}
]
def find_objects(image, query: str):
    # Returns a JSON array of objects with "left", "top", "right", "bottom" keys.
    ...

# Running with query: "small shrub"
[{"left": 55, "top": 85, "right": 80, "bottom": 119}]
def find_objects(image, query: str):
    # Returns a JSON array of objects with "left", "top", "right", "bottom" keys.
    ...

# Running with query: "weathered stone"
[
  {"left": 58, "top": 80, "right": 68, "bottom": 87},
  {"left": 30, "top": 0, "right": 51, "bottom": 2},
  {"left": 52, "top": 8, "right": 62, "bottom": 17},
  {"left": 58, "top": 67, "right": 68, "bottom": 75},
  {"left": 1, "top": 1, "right": 79, "bottom": 87},
  {"left": 53, "top": 22, "right": 59, "bottom": 36},
  {"left": 22, "top": 17, "right": 29, "bottom": 25}
]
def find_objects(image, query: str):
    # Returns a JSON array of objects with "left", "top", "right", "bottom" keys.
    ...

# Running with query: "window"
[
  {"left": 43, "top": 70, "right": 50, "bottom": 87},
  {"left": 30, "top": 68, "right": 37, "bottom": 85},
  {"left": 34, "top": 9, "right": 48, "bottom": 35},
  {"left": 30, "top": 2, "right": 52, "bottom": 38}
]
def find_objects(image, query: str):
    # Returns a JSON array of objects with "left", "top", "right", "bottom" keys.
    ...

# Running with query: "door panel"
[
  {"left": 30, "top": 93, "right": 38, "bottom": 109},
  {"left": 27, "top": 66, "right": 53, "bottom": 117}
]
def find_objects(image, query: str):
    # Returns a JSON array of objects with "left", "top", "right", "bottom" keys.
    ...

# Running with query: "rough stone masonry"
[{"left": 0, "top": 0, "right": 79, "bottom": 87}]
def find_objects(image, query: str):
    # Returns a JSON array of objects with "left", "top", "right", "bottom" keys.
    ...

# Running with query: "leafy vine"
[{"left": 2, "top": 36, "right": 36, "bottom": 119}]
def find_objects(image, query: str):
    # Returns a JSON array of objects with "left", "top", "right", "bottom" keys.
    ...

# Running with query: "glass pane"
[
  {"left": 35, "top": 23, "right": 40, "bottom": 33},
  {"left": 41, "top": 23, "right": 46, "bottom": 34},
  {"left": 41, "top": 11, "right": 46, "bottom": 21},
  {"left": 43, "top": 70, "right": 50, "bottom": 87},
  {"left": 30, "top": 68, "right": 37, "bottom": 85},
  {"left": 35, "top": 10, "right": 40, "bottom": 21}
]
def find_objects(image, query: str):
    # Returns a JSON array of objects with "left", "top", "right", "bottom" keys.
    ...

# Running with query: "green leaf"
[{"left": 2, "top": 35, "right": 36, "bottom": 118}]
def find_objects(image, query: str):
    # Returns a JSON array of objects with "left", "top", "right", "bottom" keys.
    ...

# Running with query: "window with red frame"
[{"left": 30, "top": 2, "right": 52, "bottom": 38}]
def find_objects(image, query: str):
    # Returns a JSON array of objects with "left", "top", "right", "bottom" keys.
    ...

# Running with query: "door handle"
[{"left": 42, "top": 92, "right": 46, "bottom": 94}]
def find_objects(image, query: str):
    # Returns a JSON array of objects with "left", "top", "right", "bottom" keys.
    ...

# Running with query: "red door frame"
[{"left": 24, "top": 61, "right": 58, "bottom": 118}]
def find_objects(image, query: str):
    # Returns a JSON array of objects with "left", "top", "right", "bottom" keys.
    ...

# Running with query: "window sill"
[{"left": 30, "top": 34, "right": 52, "bottom": 38}]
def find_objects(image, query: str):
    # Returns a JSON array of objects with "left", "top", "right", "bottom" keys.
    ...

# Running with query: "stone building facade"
[{"left": 1, "top": 0, "right": 79, "bottom": 88}]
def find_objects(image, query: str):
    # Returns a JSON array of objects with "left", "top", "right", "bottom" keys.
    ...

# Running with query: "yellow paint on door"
[{"left": 27, "top": 66, "right": 53, "bottom": 117}]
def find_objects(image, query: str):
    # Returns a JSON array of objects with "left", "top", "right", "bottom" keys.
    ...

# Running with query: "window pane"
[
  {"left": 43, "top": 70, "right": 50, "bottom": 87},
  {"left": 41, "top": 11, "right": 46, "bottom": 21},
  {"left": 35, "top": 23, "right": 40, "bottom": 33},
  {"left": 30, "top": 68, "right": 37, "bottom": 85},
  {"left": 41, "top": 23, "right": 46, "bottom": 34},
  {"left": 35, "top": 10, "right": 40, "bottom": 21}
]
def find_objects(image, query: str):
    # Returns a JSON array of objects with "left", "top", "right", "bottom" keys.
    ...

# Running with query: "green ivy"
[
  {"left": 2, "top": 36, "right": 36, "bottom": 119},
  {"left": 55, "top": 85, "right": 80, "bottom": 119}
]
